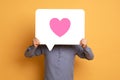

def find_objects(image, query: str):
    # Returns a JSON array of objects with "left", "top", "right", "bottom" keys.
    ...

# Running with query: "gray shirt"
[{"left": 25, "top": 45, "right": 94, "bottom": 80}]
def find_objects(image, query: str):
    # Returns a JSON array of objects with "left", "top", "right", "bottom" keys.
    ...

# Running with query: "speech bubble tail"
[{"left": 46, "top": 44, "right": 54, "bottom": 51}]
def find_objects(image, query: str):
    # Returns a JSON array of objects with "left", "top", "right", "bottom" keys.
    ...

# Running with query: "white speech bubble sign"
[{"left": 35, "top": 9, "right": 85, "bottom": 51}]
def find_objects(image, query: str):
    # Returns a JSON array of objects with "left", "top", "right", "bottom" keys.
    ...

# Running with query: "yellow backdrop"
[{"left": 0, "top": 0, "right": 120, "bottom": 80}]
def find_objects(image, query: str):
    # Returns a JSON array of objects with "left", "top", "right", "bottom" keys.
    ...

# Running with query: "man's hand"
[
  {"left": 80, "top": 39, "right": 87, "bottom": 48},
  {"left": 33, "top": 38, "right": 40, "bottom": 47}
]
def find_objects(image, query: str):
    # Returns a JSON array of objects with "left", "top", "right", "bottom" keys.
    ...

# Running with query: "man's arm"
[
  {"left": 25, "top": 45, "right": 43, "bottom": 57},
  {"left": 74, "top": 45, "right": 94, "bottom": 60},
  {"left": 24, "top": 38, "right": 44, "bottom": 58},
  {"left": 74, "top": 39, "right": 94, "bottom": 60}
]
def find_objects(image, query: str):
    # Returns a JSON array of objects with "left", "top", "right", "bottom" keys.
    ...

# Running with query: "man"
[{"left": 25, "top": 38, "right": 94, "bottom": 80}]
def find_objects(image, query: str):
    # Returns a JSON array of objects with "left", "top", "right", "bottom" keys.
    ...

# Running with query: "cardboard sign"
[{"left": 35, "top": 9, "right": 85, "bottom": 50}]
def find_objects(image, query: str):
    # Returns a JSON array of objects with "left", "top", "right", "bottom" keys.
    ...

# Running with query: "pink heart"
[{"left": 50, "top": 18, "right": 71, "bottom": 37}]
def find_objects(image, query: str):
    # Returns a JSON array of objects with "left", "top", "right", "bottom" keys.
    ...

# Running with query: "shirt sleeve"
[
  {"left": 24, "top": 45, "right": 44, "bottom": 58},
  {"left": 74, "top": 45, "right": 94, "bottom": 60}
]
